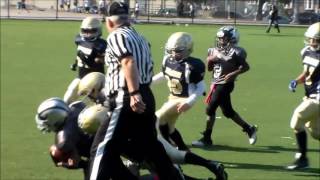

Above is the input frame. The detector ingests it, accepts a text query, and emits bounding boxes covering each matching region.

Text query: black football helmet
[216,26,239,52]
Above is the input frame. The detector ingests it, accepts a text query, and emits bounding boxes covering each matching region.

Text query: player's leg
[63,78,81,104]
[220,83,257,145]
[287,98,318,170]
[192,85,224,147]
[274,20,280,33]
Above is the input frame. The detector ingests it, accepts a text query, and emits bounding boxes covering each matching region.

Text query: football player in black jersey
[35,98,95,180]
[286,22,320,170]
[77,72,228,180]
[192,26,258,147]
[153,32,206,151]
[64,16,107,105]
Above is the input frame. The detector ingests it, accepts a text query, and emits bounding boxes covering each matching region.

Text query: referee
[88,2,183,180]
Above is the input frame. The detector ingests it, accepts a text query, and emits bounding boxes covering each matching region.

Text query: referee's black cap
[107,1,129,16]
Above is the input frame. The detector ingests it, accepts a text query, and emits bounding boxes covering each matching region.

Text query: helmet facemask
[80,17,102,41]
[80,28,101,41]
[165,32,193,62]
[216,26,239,53]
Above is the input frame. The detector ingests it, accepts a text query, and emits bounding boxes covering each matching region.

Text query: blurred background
[1,0,319,25]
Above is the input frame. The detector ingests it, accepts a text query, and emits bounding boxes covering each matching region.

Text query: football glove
[288,80,297,92]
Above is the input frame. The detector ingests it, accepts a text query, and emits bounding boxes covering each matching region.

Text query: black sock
[159,124,170,141]
[170,129,188,150]
[296,131,307,158]
[203,129,212,139]
[184,152,209,167]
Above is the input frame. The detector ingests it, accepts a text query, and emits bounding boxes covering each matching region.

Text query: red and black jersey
[208,46,248,84]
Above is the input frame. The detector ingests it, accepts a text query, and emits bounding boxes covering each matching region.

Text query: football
[49,145,70,163]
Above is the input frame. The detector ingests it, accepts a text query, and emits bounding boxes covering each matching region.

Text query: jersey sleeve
[107,32,133,60]
[189,59,205,84]
[234,47,248,66]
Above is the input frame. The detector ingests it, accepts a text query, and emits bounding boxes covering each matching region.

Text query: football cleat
[286,153,309,170]
[206,161,228,180]
[191,136,213,147]
[247,125,258,145]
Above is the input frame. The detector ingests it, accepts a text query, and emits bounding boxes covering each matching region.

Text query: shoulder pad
[234,46,247,59]
[75,34,82,44]
[188,57,205,73]
[300,46,309,56]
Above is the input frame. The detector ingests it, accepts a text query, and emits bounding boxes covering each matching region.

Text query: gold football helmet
[78,72,105,100]
[304,22,320,51]
[80,17,102,40]
[78,104,109,134]
[165,32,193,61]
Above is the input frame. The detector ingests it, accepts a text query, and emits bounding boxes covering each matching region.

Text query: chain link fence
[1,0,319,25]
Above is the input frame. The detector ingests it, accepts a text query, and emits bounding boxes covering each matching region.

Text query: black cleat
[247,125,258,145]
[286,154,309,170]
[191,136,213,147]
[206,161,228,180]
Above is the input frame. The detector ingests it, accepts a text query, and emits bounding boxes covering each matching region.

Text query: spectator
[177,1,184,17]
[189,2,195,18]
[134,1,139,20]
[266,5,280,33]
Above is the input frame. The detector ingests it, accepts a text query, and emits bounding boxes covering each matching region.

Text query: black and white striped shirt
[104,26,154,96]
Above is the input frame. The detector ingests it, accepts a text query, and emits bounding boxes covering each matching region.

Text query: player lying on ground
[77,72,228,180]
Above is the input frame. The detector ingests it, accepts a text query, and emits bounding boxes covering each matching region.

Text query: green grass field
[1,20,319,180]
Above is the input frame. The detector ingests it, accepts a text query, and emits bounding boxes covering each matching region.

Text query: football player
[35,97,95,180]
[64,16,107,104]
[287,22,320,170]
[78,74,228,180]
[153,32,206,151]
[192,26,258,147]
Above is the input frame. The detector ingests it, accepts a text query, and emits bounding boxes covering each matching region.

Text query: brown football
[49,145,70,162]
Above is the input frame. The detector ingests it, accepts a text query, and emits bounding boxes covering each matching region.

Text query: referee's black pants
[88,85,182,180]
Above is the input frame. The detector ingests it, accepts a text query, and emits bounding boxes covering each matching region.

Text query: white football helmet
[165,32,193,61]
[304,22,320,51]
[78,72,105,100]
[35,97,70,133]
[80,17,102,41]
[216,26,239,51]
[78,104,109,134]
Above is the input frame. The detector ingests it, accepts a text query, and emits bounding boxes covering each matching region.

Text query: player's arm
[180,80,206,111]
[152,72,166,85]
[121,56,146,113]
[207,48,220,71]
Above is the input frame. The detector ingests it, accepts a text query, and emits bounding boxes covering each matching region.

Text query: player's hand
[223,73,235,82]
[288,80,297,92]
[177,103,191,113]
[130,93,146,114]
[57,158,79,169]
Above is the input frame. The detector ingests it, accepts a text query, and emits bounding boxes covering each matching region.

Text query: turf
[1,20,319,180]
